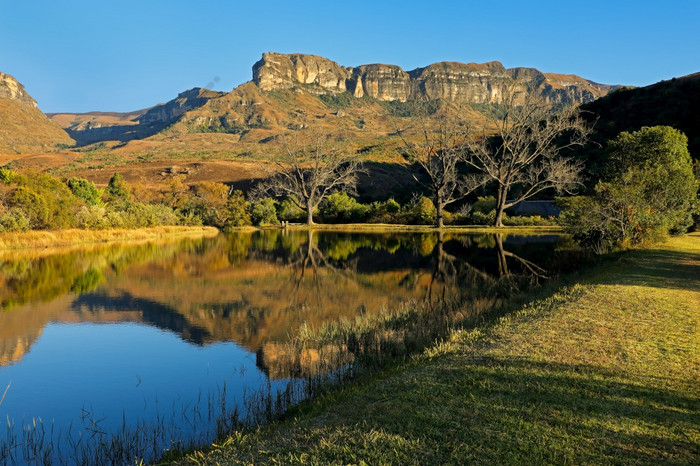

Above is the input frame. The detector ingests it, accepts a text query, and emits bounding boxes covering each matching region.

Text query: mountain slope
[0,72,74,154]
[48,88,225,146]
[582,72,700,162]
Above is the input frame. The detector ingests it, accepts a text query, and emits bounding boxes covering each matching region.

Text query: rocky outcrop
[252,52,617,105]
[0,71,74,153]
[0,72,38,108]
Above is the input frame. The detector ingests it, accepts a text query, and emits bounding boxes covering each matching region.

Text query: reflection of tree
[494,233,548,284]
[424,233,551,306]
[287,230,355,303]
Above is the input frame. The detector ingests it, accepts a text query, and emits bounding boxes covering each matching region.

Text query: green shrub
[222,190,252,229]
[560,126,698,252]
[405,197,437,225]
[367,199,401,224]
[8,186,50,229]
[0,208,30,232]
[67,177,103,206]
[277,197,306,223]
[76,205,110,229]
[251,198,279,225]
[319,192,370,223]
[105,173,132,207]
[472,196,496,214]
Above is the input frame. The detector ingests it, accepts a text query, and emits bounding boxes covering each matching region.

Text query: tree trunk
[495,233,509,277]
[494,186,506,227]
[306,206,314,225]
[436,201,444,228]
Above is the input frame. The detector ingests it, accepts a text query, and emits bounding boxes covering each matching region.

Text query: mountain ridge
[252,52,618,105]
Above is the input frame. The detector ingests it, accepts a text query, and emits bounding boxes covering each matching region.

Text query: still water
[0,230,575,464]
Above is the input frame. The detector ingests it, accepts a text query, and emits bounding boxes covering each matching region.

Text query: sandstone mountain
[50,53,618,150]
[0,72,74,154]
[252,52,616,105]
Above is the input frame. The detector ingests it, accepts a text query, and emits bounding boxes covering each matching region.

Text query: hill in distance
[0,72,74,154]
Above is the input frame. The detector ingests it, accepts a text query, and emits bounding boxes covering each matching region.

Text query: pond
[0,230,578,464]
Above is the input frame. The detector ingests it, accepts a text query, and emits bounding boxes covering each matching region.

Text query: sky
[1,0,698,113]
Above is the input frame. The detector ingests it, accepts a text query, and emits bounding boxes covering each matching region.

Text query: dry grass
[0,226,219,250]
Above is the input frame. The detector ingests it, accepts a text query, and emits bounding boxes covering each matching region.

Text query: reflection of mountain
[0,231,567,368]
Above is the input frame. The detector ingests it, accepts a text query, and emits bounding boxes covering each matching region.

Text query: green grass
[175,233,700,465]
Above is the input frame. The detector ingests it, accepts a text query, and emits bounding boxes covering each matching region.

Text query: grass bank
[0,226,219,250]
[178,233,699,465]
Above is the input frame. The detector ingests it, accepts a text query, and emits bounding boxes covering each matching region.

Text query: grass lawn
[177,234,699,465]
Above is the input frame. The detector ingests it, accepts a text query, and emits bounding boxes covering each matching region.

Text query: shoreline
[176,233,699,464]
[0,226,220,250]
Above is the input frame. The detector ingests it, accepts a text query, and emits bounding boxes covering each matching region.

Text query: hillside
[1,53,621,200]
[0,72,74,154]
[583,72,700,160]
[48,87,225,146]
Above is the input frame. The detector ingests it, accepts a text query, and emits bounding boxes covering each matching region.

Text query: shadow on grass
[593,247,700,292]
[302,355,700,465]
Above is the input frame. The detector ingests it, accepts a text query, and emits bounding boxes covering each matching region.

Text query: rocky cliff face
[252,52,616,105]
[0,72,38,108]
[0,71,74,153]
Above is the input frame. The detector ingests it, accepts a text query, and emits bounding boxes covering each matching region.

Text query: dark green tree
[560,126,698,252]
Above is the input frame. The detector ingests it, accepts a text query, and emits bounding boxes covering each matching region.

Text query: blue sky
[1,0,698,113]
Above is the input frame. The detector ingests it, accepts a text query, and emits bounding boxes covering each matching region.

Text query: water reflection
[0,230,577,464]
[0,230,572,371]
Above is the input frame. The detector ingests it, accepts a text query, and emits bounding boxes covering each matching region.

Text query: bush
[0,208,30,232]
[222,190,252,229]
[8,186,50,229]
[67,177,102,206]
[470,210,497,225]
[76,205,110,229]
[277,197,306,223]
[319,192,370,223]
[472,196,497,214]
[560,126,698,252]
[251,198,279,225]
[405,197,437,225]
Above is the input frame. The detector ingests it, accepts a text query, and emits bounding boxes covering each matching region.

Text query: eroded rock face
[252,52,616,105]
[0,72,38,108]
[253,53,352,94]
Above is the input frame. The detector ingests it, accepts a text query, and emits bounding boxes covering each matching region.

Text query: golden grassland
[177,233,700,465]
[0,226,219,250]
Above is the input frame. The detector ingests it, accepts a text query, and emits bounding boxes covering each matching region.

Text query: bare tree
[398,116,483,228]
[465,84,592,227]
[257,132,364,225]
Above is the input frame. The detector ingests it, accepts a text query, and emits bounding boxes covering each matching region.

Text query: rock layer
[0,72,38,108]
[252,52,616,105]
